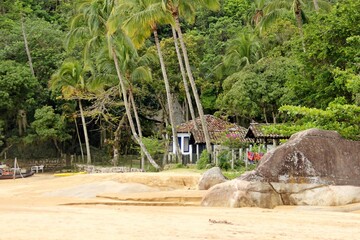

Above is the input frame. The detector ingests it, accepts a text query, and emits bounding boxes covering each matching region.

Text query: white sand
[0,172,359,240]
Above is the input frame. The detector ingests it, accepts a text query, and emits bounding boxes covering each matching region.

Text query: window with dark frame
[183,137,190,152]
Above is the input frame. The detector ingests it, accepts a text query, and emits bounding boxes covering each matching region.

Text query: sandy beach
[1,172,360,240]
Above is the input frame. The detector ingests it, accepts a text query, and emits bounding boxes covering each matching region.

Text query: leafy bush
[197,150,210,170]
[142,137,164,156]
[218,150,231,171]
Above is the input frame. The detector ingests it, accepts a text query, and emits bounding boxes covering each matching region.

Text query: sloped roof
[177,115,248,144]
[245,123,290,139]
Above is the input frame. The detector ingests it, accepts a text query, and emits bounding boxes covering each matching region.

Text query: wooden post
[214,150,217,166]
[190,145,193,164]
[239,148,242,164]
[196,145,199,161]
[13,158,23,180]
[231,149,235,170]
[245,148,248,171]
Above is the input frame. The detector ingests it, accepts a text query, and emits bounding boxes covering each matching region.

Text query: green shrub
[218,150,231,171]
[197,150,210,170]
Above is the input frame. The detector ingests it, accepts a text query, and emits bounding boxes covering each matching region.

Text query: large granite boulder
[201,129,360,208]
[241,128,360,186]
[201,180,360,208]
[198,167,227,190]
[201,180,282,208]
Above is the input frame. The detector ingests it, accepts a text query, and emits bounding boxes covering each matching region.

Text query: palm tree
[171,26,198,130]
[161,0,220,154]
[110,43,160,169]
[50,60,93,164]
[69,0,160,169]
[223,31,263,73]
[261,0,331,52]
[115,0,183,162]
[248,0,267,27]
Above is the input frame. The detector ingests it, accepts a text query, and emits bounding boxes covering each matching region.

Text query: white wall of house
[173,133,192,155]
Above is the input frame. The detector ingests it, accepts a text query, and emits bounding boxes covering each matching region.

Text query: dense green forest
[0,0,359,166]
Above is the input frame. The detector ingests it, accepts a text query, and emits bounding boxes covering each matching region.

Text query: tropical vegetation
[0,0,358,167]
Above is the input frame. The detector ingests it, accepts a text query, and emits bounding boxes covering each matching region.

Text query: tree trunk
[52,139,62,157]
[129,89,145,170]
[78,100,91,164]
[173,14,212,154]
[21,16,35,78]
[74,117,85,162]
[171,26,198,131]
[0,144,13,158]
[112,47,160,170]
[153,29,182,162]
[263,107,268,123]
[313,0,319,12]
[294,1,306,52]
[17,109,27,136]
[113,114,126,166]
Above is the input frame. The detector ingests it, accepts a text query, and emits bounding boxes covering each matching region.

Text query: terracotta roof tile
[245,123,290,139]
[177,115,248,144]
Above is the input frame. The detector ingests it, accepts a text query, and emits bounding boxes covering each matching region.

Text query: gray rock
[201,129,360,208]
[201,180,360,208]
[242,128,360,186]
[198,167,227,190]
[201,180,283,208]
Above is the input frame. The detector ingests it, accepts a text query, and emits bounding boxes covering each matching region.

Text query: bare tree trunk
[295,1,306,52]
[171,26,198,131]
[313,0,319,12]
[153,29,182,162]
[21,16,35,77]
[263,107,268,123]
[129,89,145,170]
[113,114,126,166]
[78,100,91,164]
[52,139,62,157]
[74,117,84,162]
[0,144,13,158]
[112,47,160,170]
[272,111,277,124]
[173,15,212,154]
[17,109,27,136]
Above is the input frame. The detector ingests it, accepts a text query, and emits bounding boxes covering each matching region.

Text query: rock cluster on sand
[198,167,227,190]
[201,129,360,208]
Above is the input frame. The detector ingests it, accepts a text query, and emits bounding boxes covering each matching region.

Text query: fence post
[231,149,234,170]
[245,148,248,171]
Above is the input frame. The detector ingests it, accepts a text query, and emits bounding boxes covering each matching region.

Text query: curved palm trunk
[129,89,145,170]
[112,47,160,170]
[171,26,198,131]
[78,100,91,164]
[173,15,212,154]
[153,29,182,162]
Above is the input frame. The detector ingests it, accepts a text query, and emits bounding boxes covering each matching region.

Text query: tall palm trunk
[21,16,35,78]
[153,29,182,162]
[113,114,126,166]
[129,89,145,170]
[74,118,85,162]
[171,26,198,131]
[294,1,306,52]
[112,47,160,170]
[78,100,91,164]
[173,14,212,154]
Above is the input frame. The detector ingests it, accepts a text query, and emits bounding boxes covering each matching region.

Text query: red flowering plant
[221,132,249,149]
